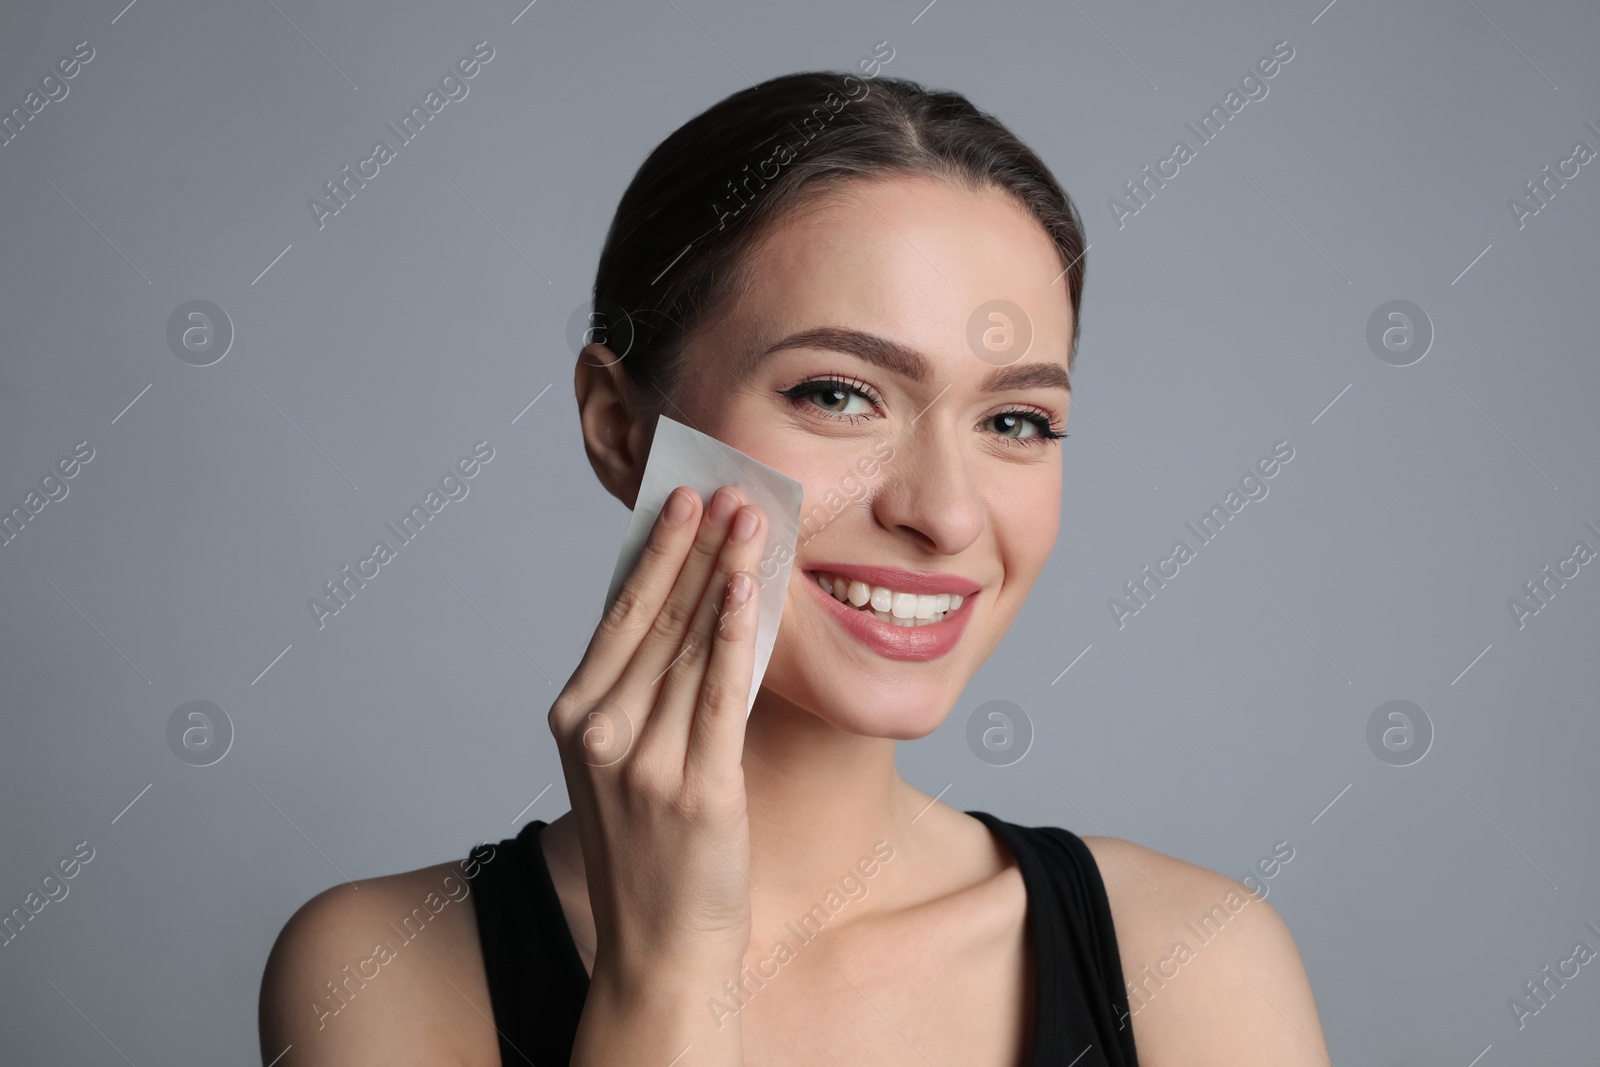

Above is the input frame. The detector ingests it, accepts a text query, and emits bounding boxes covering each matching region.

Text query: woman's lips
[806,562,981,596]
[801,569,977,661]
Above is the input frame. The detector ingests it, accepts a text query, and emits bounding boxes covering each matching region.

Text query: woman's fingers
[642,503,767,773]
[558,486,704,723]
[685,564,763,787]
[606,486,748,713]
[555,485,751,743]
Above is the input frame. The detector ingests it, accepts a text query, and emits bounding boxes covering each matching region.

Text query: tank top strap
[966,810,1141,1066]
[471,815,1138,1066]
[469,819,588,1065]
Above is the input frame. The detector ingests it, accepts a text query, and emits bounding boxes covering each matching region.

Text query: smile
[801,564,980,661]
[811,571,965,626]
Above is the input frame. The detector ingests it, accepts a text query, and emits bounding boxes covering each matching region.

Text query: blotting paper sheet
[603,415,805,717]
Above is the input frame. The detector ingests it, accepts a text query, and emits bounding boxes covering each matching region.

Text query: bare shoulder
[257,854,500,1067]
[1078,835,1329,1066]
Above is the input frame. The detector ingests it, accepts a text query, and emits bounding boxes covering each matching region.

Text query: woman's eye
[809,385,872,415]
[785,380,876,417]
[989,412,1039,439]
[780,379,1063,445]
[988,411,1064,443]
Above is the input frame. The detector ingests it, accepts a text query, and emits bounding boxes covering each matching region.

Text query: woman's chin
[757,672,953,740]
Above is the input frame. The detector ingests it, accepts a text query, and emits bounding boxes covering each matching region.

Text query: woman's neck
[740,687,931,918]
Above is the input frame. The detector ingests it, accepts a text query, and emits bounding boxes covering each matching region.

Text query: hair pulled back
[590,70,1087,409]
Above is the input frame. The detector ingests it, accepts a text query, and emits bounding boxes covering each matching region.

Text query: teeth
[814,572,970,628]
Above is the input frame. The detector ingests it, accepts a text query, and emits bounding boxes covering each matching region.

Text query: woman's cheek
[758,584,816,698]
[996,478,1061,599]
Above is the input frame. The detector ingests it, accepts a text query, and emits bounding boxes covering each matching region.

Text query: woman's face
[666,174,1074,739]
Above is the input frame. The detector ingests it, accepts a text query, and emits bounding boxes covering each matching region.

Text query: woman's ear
[574,345,655,510]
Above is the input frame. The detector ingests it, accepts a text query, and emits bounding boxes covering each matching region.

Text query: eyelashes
[776,375,1067,447]
[777,375,878,419]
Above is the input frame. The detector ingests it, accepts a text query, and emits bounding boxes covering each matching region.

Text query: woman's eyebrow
[751,325,1069,393]
[759,326,930,381]
[982,360,1071,394]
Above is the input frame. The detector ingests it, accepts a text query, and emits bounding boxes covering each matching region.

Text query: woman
[259,70,1328,1066]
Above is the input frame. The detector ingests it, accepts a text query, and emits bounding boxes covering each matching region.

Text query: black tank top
[469,812,1140,1066]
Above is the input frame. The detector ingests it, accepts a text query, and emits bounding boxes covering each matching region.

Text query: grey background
[1,0,1596,1062]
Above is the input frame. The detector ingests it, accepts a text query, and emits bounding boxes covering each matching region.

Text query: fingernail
[663,488,694,527]
[728,571,752,606]
[729,506,759,543]
[708,487,740,525]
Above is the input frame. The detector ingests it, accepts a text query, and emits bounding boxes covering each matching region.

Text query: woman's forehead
[708,178,1074,380]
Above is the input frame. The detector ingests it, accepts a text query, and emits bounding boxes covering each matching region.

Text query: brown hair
[589,69,1087,410]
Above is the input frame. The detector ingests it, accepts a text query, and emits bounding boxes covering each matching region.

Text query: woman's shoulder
[258,852,501,1066]
[1072,833,1330,1065]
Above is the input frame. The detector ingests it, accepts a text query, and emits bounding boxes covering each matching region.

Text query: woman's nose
[868,426,984,556]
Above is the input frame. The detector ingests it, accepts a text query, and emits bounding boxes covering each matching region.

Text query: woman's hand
[548,484,769,991]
